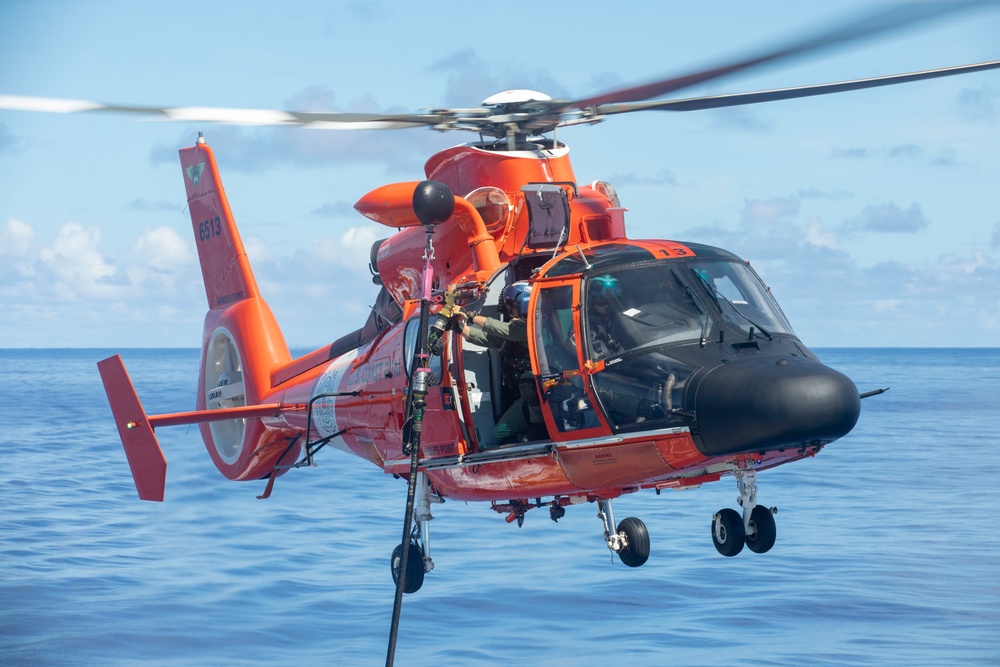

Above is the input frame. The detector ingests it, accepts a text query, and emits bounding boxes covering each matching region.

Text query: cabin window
[534,283,601,433]
[403,317,443,385]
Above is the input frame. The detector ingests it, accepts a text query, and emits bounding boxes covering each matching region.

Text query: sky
[1,0,998,349]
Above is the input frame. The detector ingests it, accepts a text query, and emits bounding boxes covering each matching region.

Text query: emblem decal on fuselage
[312,349,359,438]
[185,162,206,186]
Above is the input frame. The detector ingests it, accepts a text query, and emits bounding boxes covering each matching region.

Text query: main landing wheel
[712,508,745,557]
[391,541,425,594]
[616,517,650,568]
[745,505,777,554]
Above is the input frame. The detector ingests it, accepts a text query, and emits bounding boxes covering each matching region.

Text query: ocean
[1,348,998,666]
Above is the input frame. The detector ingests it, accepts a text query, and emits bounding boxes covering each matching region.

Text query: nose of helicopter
[692,356,861,457]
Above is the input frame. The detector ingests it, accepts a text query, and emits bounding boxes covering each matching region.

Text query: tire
[391,541,425,594]
[616,517,650,567]
[745,505,776,554]
[711,508,745,557]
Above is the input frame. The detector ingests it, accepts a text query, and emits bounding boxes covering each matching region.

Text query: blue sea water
[1,348,998,666]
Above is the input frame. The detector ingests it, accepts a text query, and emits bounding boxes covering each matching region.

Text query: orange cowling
[424,143,577,196]
[355,181,501,298]
[353,181,424,228]
[450,197,500,279]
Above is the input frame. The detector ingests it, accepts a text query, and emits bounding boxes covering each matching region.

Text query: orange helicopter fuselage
[174,140,847,505]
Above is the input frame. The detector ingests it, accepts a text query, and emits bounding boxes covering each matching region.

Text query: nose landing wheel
[711,508,745,556]
[745,504,776,553]
[712,469,777,556]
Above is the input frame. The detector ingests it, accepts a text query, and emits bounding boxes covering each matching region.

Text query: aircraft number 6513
[199,216,222,242]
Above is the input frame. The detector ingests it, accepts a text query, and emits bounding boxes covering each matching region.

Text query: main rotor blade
[0,94,448,130]
[594,60,1000,116]
[568,1,993,110]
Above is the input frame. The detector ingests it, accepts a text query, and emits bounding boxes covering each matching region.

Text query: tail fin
[99,353,291,499]
[98,355,167,501]
[180,136,260,310]
[179,136,293,480]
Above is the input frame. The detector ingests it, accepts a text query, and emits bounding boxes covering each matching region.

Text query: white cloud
[429,49,569,108]
[741,197,799,225]
[1,218,38,283]
[804,216,839,250]
[608,169,677,187]
[873,299,901,313]
[1,217,35,256]
[842,202,929,234]
[148,106,452,174]
[4,191,998,348]
[0,220,205,345]
[124,226,198,298]
[674,192,1000,346]
[129,226,195,271]
[0,123,25,154]
[706,107,773,133]
[958,85,998,125]
[203,225,386,347]
[244,235,277,266]
[38,223,124,299]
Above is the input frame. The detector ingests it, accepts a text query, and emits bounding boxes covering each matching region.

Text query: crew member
[454,282,545,446]
[586,274,625,360]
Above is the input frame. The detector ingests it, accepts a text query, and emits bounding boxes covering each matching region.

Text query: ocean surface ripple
[1,348,998,666]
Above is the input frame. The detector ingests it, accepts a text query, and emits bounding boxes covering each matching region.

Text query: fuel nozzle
[427,312,451,356]
[427,283,480,355]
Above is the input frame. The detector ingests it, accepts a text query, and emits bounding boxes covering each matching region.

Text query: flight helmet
[502,281,532,318]
[589,274,623,307]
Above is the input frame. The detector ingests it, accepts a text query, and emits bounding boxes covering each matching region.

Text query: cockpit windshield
[579,257,794,433]
[581,259,792,361]
[583,262,707,360]
[688,259,794,337]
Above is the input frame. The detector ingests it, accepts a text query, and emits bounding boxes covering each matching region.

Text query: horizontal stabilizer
[148,403,285,428]
[97,355,167,502]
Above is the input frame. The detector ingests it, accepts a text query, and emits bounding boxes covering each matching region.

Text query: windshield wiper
[690,269,773,341]
[670,267,711,347]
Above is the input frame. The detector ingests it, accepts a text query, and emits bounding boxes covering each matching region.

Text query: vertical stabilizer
[180,138,260,309]
[178,136,293,481]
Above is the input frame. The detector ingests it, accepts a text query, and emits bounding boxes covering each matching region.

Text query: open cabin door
[529,278,609,441]
[456,321,497,450]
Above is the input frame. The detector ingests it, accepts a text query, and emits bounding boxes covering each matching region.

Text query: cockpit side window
[580,264,705,432]
[584,264,707,359]
[535,284,578,376]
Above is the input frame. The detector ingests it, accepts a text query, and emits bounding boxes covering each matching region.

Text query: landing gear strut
[711,469,777,556]
[389,472,438,594]
[597,499,650,567]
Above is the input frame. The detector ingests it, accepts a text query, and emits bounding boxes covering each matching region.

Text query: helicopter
[5,1,998,606]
